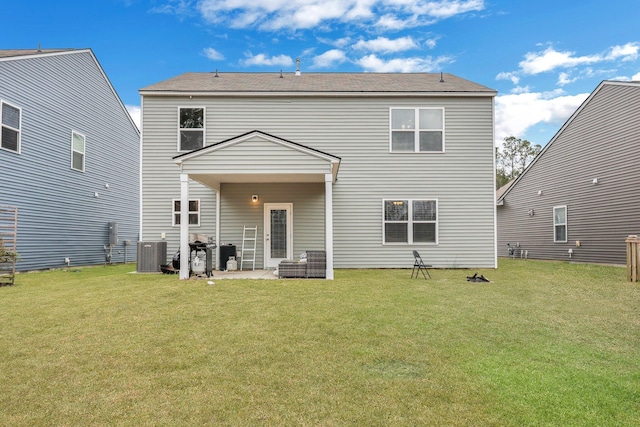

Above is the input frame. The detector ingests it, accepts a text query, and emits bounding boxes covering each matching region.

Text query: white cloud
[197,0,485,31]
[150,0,195,16]
[356,53,453,72]
[203,47,224,61]
[333,37,353,48]
[494,91,589,145]
[353,36,418,53]
[241,53,294,67]
[496,71,519,85]
[519,42,640,75]
[606,42,639,61]
[412,0,484,18]
[557,72,577,86]
[312,49,347,68]
[375,13,419,30]
[424,38,437,49]
[126,105,141,129]
[633,71,640,80]
[519,47,601,75]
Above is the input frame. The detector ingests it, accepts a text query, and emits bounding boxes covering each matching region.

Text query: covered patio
[173,131,340,280]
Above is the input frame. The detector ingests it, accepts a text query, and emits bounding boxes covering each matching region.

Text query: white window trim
[177,106,205,152]
[172,198,201,227]
[389,107,445,153]
[553,205,568,243]
[71,130,86,172]
[1,100,22,154]
[382,198,439,245]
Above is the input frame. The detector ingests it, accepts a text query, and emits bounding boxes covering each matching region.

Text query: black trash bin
[219,244,236,271]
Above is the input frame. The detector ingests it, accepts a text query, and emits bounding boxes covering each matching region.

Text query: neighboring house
[0,48,140,271]
[497,80,640,264]
[139,71,497,279]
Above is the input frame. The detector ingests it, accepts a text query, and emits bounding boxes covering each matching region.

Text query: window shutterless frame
[389,107,445,153]
[177,106,205,152]
[553,205,567,243]
[71,131,86,172]
[1,100,22,154]
[172,199,201,227]
[382,198,438,244]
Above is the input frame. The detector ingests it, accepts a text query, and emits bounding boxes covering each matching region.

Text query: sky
[3,0,639,147]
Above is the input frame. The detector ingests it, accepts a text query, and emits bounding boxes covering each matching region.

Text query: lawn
[1,259,639,426]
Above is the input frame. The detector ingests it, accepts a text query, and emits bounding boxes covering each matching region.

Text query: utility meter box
[108,222,118,245]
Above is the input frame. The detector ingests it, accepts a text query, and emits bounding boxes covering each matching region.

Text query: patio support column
[215,189,221,270]
[179,173,190,280]
[325,173,334,280]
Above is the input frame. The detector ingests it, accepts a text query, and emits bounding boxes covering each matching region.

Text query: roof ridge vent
[295,58,301,76]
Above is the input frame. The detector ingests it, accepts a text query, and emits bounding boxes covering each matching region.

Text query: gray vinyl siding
[141,94,495,268]
[218,183,325,269]
[182,134,332,175]
[497,82,640,264]
[0,51,140,271]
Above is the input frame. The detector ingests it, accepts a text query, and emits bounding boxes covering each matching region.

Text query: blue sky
[4,0,639,146]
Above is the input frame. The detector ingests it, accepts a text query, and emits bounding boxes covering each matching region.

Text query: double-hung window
[178,107,204,151]
[383,199,438,244]
[553,205,567,243]
[71,131,86,172]
[390,108,444,152]
[173,199,200,226]
[1,101,21,153]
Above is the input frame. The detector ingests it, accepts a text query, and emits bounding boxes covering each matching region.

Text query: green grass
[1,260,639,426]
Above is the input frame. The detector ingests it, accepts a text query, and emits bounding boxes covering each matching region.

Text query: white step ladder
[241,226,258,271]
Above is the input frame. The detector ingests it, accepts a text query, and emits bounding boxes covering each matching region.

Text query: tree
[496,136,541,188]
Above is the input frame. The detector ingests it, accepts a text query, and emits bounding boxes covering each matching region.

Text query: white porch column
[215,189,221,270]
[325,173,334,280]
[179,173,190,279]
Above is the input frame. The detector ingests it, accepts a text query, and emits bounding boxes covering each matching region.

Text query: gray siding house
[139,71,497,279]
[497,81,640,264]
[0,49,140,271]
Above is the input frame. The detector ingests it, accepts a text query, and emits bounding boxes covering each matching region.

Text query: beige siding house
[139,72,497,279]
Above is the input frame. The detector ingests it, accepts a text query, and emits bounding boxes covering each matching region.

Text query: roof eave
[140,90,497,97]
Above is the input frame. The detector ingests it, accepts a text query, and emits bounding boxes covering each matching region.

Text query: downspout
[138,95,144,241]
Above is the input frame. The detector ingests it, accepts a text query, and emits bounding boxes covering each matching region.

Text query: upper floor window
[71,131,86,172]
[390,108,444,153]
[179,107,204,151]
[173,199,200,226]
[553,205,567,243]
[1,101,21,153]
[383,199,438,244]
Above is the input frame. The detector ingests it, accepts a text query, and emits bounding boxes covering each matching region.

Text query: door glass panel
[270,209,287,258]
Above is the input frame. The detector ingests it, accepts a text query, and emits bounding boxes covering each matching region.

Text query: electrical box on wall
[108,222,118,245]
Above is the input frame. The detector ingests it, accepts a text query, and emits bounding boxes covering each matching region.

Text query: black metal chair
[411,250,432,279]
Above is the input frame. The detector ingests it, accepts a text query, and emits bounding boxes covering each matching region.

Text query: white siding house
[139,71,497,278]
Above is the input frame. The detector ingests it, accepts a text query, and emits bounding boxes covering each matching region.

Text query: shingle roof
[0,49,77,59]
[140,72,496,95]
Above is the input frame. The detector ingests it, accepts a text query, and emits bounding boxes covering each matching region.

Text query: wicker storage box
[278,261,307,278]
[306,250,326,278]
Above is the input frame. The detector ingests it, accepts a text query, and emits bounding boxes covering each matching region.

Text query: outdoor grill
[171,241,216,277]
